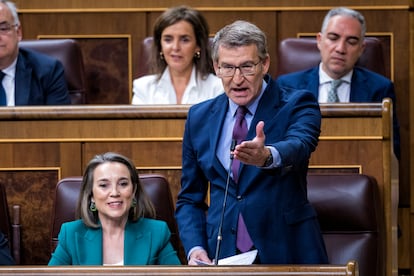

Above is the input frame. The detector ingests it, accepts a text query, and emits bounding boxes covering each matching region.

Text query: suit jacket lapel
[124,221,150,265]
[239,76,279,178]
[306,67,320,99]
[210,94,231,178]
[350,69,370,101]
[251,76,280,136]
[74,221,152,265]
[14,53,32,106]
[77,227,102,265]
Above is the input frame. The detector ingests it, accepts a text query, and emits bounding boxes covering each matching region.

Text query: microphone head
[230,139,237,159]
[231,139,237,151]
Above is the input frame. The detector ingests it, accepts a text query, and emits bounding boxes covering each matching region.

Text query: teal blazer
[48,218,181,265]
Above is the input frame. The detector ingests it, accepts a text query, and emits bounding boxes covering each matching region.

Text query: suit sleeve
[48,223,72,265]
[155,222,182,265]
[271,90,321,171]
[175,107,210,257]
[0,231,14,265]
[131,76,150,104]
[44,60,71,105]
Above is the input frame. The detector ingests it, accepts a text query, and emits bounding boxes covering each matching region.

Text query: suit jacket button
[236,195,242,201]
[231,228,236,234]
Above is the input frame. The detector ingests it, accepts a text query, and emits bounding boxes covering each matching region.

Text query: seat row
[19,36,387,105]
[1,173,384,276]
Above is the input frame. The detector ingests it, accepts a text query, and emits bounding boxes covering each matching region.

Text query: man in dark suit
[0,231,14,265]
[276,7,400,159]
[175,20,328,265]
[0,0,70,106]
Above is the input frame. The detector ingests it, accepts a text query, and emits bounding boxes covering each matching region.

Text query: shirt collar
[2,57,17,78]
[159,65,197,86]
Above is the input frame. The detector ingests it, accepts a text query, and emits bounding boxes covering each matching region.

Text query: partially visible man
[0,0,70,106]
[276,7,400,159]
[0,231,14,265]
[175,20,328,265]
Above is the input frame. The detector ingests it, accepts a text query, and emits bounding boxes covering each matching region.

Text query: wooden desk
[0,104,187,264]
[0,101,397,276]
[0,261,358,276]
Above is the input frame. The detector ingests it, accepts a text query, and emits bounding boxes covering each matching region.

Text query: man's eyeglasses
[218,61,261,77]
[0,23,18,35]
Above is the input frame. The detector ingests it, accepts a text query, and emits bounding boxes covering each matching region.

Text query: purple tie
[232,106,248,183]
[327,79,343,103]
[237,213,253,252]
[232,106,254,252]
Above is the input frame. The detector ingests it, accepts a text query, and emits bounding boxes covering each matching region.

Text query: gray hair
[1,0,20,25]
[321,7,366,38]
[211,20,268,63]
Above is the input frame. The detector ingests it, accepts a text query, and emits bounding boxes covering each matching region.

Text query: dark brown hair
[76,152,156,228]
[151,5,214,80]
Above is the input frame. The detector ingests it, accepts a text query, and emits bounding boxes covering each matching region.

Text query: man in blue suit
[175,20,328,265]
[276,7,400,159]
[0,0,70,106]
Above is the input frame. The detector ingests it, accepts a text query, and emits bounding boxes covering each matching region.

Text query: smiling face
[91,162,135,225]
[317,15,365,79]
[214,44,269,106]
[160,20,200,75]
[0,2,21,69]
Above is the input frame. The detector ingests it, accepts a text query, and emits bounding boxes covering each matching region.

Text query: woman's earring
[194,51,201,59]
[160,52,164,60]
[89,201,97,212]
[131,198,137,208]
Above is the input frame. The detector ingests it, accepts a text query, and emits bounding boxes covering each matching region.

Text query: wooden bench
[0,100,396,276]
[0,261,358,276]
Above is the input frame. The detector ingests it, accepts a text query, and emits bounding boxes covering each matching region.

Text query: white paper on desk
[217,249,258,265]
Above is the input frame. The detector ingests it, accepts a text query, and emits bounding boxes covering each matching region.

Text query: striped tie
[327,79,343,103]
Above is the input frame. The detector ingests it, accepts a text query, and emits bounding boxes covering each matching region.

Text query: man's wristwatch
[263,151,273,167]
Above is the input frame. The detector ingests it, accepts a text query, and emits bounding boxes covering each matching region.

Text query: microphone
[214,139,237,265]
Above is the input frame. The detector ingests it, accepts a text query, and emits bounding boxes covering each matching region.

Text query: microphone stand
[214,139,237,265]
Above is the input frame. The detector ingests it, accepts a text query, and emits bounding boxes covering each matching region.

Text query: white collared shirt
[131,66,223,105]
[318,63,352,103]
[2,58,17,106]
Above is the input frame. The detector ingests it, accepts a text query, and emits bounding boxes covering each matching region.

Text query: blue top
[48,218,181,265]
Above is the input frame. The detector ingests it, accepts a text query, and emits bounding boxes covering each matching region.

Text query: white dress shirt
[2,58,17,106]
[318,63,352,103]
[131,66,223,105]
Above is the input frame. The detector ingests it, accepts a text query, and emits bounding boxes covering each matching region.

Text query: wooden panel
[0,105,187,265]
[0,169,59,264]
[0,261,358,276]
[314,101,398,276]
[19,12,146,104]
[11,0,411,9]
[399,208,411,268]
[0,102,397,276]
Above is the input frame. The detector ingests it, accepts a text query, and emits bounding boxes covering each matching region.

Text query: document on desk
[217,249,258,265]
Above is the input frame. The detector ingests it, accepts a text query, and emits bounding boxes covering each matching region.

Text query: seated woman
[48,152,181,265]
[131,5,223,104]
[0,231,14,265]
